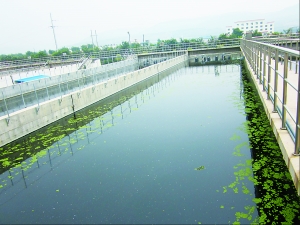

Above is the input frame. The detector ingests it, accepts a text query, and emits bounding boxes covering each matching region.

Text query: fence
[0,38,240,76]
[0,57,138,118]
[0,51,187,119]
[251,36,300,51]
[240,39,300,155]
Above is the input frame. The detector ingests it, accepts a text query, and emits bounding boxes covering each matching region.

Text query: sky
[0,0,299,54]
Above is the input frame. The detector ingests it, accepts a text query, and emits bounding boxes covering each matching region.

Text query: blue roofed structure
[14,75,50,83]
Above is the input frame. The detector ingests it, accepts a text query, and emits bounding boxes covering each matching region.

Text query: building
[226,19,275,35]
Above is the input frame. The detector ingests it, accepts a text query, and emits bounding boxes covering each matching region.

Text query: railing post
[273,49,279,113]
[296,56,298,74]
[263,46,267,90]
[2,91,10,124]
[281,52,288,130]
[33,83,40,112]
[259,45,263,84]
[254,44,258,77]
[18,84,26,108]
[294,64,300,155]
[267,47,271,99]
[251,42,255,70]
[289,53,292,70]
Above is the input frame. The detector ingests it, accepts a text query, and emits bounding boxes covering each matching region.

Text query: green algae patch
[194,166,205,171]
[219,60,300,224]
[237,60,300,223]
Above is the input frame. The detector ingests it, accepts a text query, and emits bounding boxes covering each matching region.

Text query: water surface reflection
[0,65,258,224]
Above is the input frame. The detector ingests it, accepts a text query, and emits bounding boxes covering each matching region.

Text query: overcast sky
[0,0,298,54]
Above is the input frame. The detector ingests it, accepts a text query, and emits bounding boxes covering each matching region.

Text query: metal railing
[0,57,139,118]
[0,51,187,119]
[252,37,300,51]
[0,38,240,75]
[241,39,300,155]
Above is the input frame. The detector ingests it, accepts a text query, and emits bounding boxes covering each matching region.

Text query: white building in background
[226,19,275,35]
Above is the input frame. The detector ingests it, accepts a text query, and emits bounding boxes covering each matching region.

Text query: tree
[272,31,281,35]
[52,47,71,56]
[81,44,94,53]
[71,46,81,53]
[117,41,130,49]
[162,38,177,45]
[283,28,293,35]
[102,45,114,51]
[218,33,229,40]
[208,36,217,45]
[115,54,122,62]
[26,51,34,57]
[131,42,141,48]
[32,50,48,58]
[231,28,243,38]
[252,30,262,37]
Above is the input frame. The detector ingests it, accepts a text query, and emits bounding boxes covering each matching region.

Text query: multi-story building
[226,19,275,35]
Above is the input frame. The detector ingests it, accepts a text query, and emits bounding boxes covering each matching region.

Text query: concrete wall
[0,55,187,147]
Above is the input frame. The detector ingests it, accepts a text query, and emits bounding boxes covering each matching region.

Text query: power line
[50,13,58,51]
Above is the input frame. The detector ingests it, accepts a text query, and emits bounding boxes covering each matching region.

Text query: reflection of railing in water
[0,63,185,204]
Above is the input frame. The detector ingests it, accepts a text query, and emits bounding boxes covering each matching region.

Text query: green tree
[102,45,114,51]
[115,54,122,62]
[252,30,262,37]
[25,51,34,57]
[131,42,141,48]
[162,38,177,45]
[71,46,81,53]
[283,28,293,36]
[218,33,229,40]
[208,36,217,45]
[81,44,94,53]
[117,41,130,49]
[32,50,48,58]
[272,31,281,35]
[231,28,243,38]
[52,47,71,56]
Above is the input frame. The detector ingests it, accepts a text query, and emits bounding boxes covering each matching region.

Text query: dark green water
[1,65,258,224]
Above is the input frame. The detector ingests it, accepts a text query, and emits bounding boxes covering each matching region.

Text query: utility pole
[127,32,130,49]
[50,13,58,51]
[91,30,95,50]
[94,30,99,48]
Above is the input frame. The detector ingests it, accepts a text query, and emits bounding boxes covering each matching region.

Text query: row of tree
[0,28,298,62]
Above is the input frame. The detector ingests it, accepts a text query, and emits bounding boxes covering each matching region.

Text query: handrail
[240,39,300,155]
[245,40,299,56]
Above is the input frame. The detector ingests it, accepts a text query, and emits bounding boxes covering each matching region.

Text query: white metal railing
[241,39,300,155]
[252,37,300,51]
[0,39,241,75]
[0,52,188,120]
